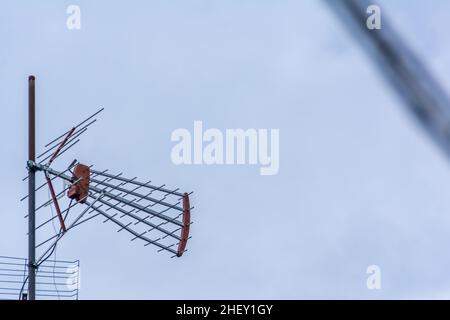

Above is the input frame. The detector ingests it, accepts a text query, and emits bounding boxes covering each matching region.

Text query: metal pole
[325,0,450,158]
[28,75,36,300]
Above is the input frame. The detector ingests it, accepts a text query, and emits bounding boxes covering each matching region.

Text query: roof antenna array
[22,76,193,300]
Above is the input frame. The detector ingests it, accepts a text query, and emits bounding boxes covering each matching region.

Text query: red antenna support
[43,126,77,232]
[177,193,191,257]
[67,164,90,203]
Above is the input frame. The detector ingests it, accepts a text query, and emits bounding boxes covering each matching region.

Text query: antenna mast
[27,75,36,300]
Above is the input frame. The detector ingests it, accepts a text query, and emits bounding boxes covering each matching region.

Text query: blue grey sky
[1,0,450,299]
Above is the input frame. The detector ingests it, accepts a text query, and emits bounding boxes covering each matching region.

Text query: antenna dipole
[27,75,36,300]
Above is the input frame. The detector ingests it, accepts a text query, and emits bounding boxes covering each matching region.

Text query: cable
[18,275,28,300]
[51,245,60,300]
[64,199,74,223]
[18,188,63,300]
[48,187,61,300]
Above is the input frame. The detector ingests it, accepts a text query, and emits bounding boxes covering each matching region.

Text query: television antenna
[22,76,193,300]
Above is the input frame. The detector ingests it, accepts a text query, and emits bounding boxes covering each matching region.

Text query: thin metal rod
[87,194,181,240]
[89,184,183,227]
[131,185,177,207]
[86,201,178,255]
[42,119,94,153]
[34,181,73,213]
[27,166,98,217]
[35,201,100,248]
[70,207,102,229]
[35,234,58,249]
[43,108,104,148]
[74,107,104,130]
[45,173,67,232]
[326,0,450,157]
[90,177,183,211]
[104,178,145,211]
[35,183,103,231]
[90,170,184,197]
[29,169,103,221]
[27,75,36,300]
[36,198,81,230]
[0,267,75,275]
[33,164,185,229]
[48,127,76,165]
[36,193,104,265]
[117,180,155,207]
[37,127,86,160]
[39,139,80,165]
[20,161,79,202]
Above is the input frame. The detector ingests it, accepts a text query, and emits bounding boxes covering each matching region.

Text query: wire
[64,199,74,223]
[48,187,61,300]
[18,187,64,300]
[51,245,60,300]
[37,242,58,269]
[18,160,82,300]
[18,275,28,300]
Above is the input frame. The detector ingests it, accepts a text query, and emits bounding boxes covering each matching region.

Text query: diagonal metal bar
[85,201,178,255]
[54,204,105,232]
[29,174,85,217]
[34,186,70,214]
[44,172,66,232]
[35,195,86,231]
[20,161,80,202]
[39,139,80,165]
[33,169,122,223]
[102,177,139,211]
[326,0,450,158]
[36,193,104,262]
[32,164,185,227]
[90,170,184,197]
[88,185,183,227]
[104,178,146,209]
[22,108,100,181]
[121,183,171,208]
[43,108,104,148]
[48,127,76,165]
[37,127,87,160]
[90,177,183,211]
[87,194,181,240]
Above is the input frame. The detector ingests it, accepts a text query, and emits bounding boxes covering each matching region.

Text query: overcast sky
[1,0,450,299]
